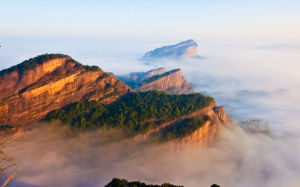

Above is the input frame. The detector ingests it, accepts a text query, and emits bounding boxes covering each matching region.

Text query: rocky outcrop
[178,103,231,145]
[138,101,231,146]
[0,126,24,137]
[135,69,194,94]
[118,68,166,87]
[213,106,232,123]
[0,54,131,126]
[118,68,194,94]
[142,39,200,61]
[140,68,166,81]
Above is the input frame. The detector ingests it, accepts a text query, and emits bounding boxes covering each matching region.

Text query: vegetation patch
[105,178,183,187]
[0,54,101,79]
[0,125,13,131]
[0,54,70,78]
[46,91,213,137]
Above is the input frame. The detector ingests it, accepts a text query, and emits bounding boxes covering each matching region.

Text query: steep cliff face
[117,68,166,88]
[142,39,200,61]
[213,106,232,123]
[144,101,232,146]
[0,54,131,126]
[177,103,231,145]
[140,68,166,81]
[135,69,194,94]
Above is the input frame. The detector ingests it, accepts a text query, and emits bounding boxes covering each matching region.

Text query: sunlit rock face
[177,103,230,146]
[118,68,194,94]
[142,39,200,61]
[141,68,166,81]
[135,69,194,94]
[118,68,167,84]
[137,101,232,146]
[213,106,232,123]
[0,54,131,126]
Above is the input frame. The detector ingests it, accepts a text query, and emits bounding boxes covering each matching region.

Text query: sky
[1,0,300,42]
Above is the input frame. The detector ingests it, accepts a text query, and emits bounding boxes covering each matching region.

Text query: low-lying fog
[6,123,300,187]
[2,38,300,186]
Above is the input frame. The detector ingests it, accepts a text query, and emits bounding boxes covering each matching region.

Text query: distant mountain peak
[118,68,194,94]
[142,39,201,61]
[176,39,198,47]
[135,68,194,94]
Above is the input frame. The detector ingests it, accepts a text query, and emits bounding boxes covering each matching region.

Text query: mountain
[0,54,231,145]
[135,69,194,94]
[0,54,131,126]
[47,91,231,145]
[118,68,167,88]
[141,68,167,81]
[118,68,194,94]
[142,39,201,61]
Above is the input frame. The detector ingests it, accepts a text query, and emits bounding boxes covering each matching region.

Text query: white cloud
[257,43,300,50]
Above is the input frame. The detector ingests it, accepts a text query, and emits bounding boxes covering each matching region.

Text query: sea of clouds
[1,37,300,186]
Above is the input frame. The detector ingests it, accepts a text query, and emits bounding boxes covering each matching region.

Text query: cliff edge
[0,54,131,126]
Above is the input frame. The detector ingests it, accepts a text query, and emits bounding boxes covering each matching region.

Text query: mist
[2,38,300,186]
[5,122,300,187]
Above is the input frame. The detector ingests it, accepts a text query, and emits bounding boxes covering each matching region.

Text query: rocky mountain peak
[142,39,200,61]
[135,68,194,94]
[141,68,166,81]
[0,54,131,126]
[118,68,194,94]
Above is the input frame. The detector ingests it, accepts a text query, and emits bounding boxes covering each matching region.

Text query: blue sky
[1,0,300,42]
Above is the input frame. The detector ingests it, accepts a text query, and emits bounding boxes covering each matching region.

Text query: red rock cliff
[135,101,232,146]
[135,69,194,94]
[0,54,131,126]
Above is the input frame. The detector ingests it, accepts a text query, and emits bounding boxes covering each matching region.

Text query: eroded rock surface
[0,54,131,126]
[135,69,194,94]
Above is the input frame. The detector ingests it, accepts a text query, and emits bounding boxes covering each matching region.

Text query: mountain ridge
[0,54,231,145]
[46,91,231,145]
[119,68,194,94]
[142,39,201,61]
[0,54,131,126]
[135,69,194,94]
